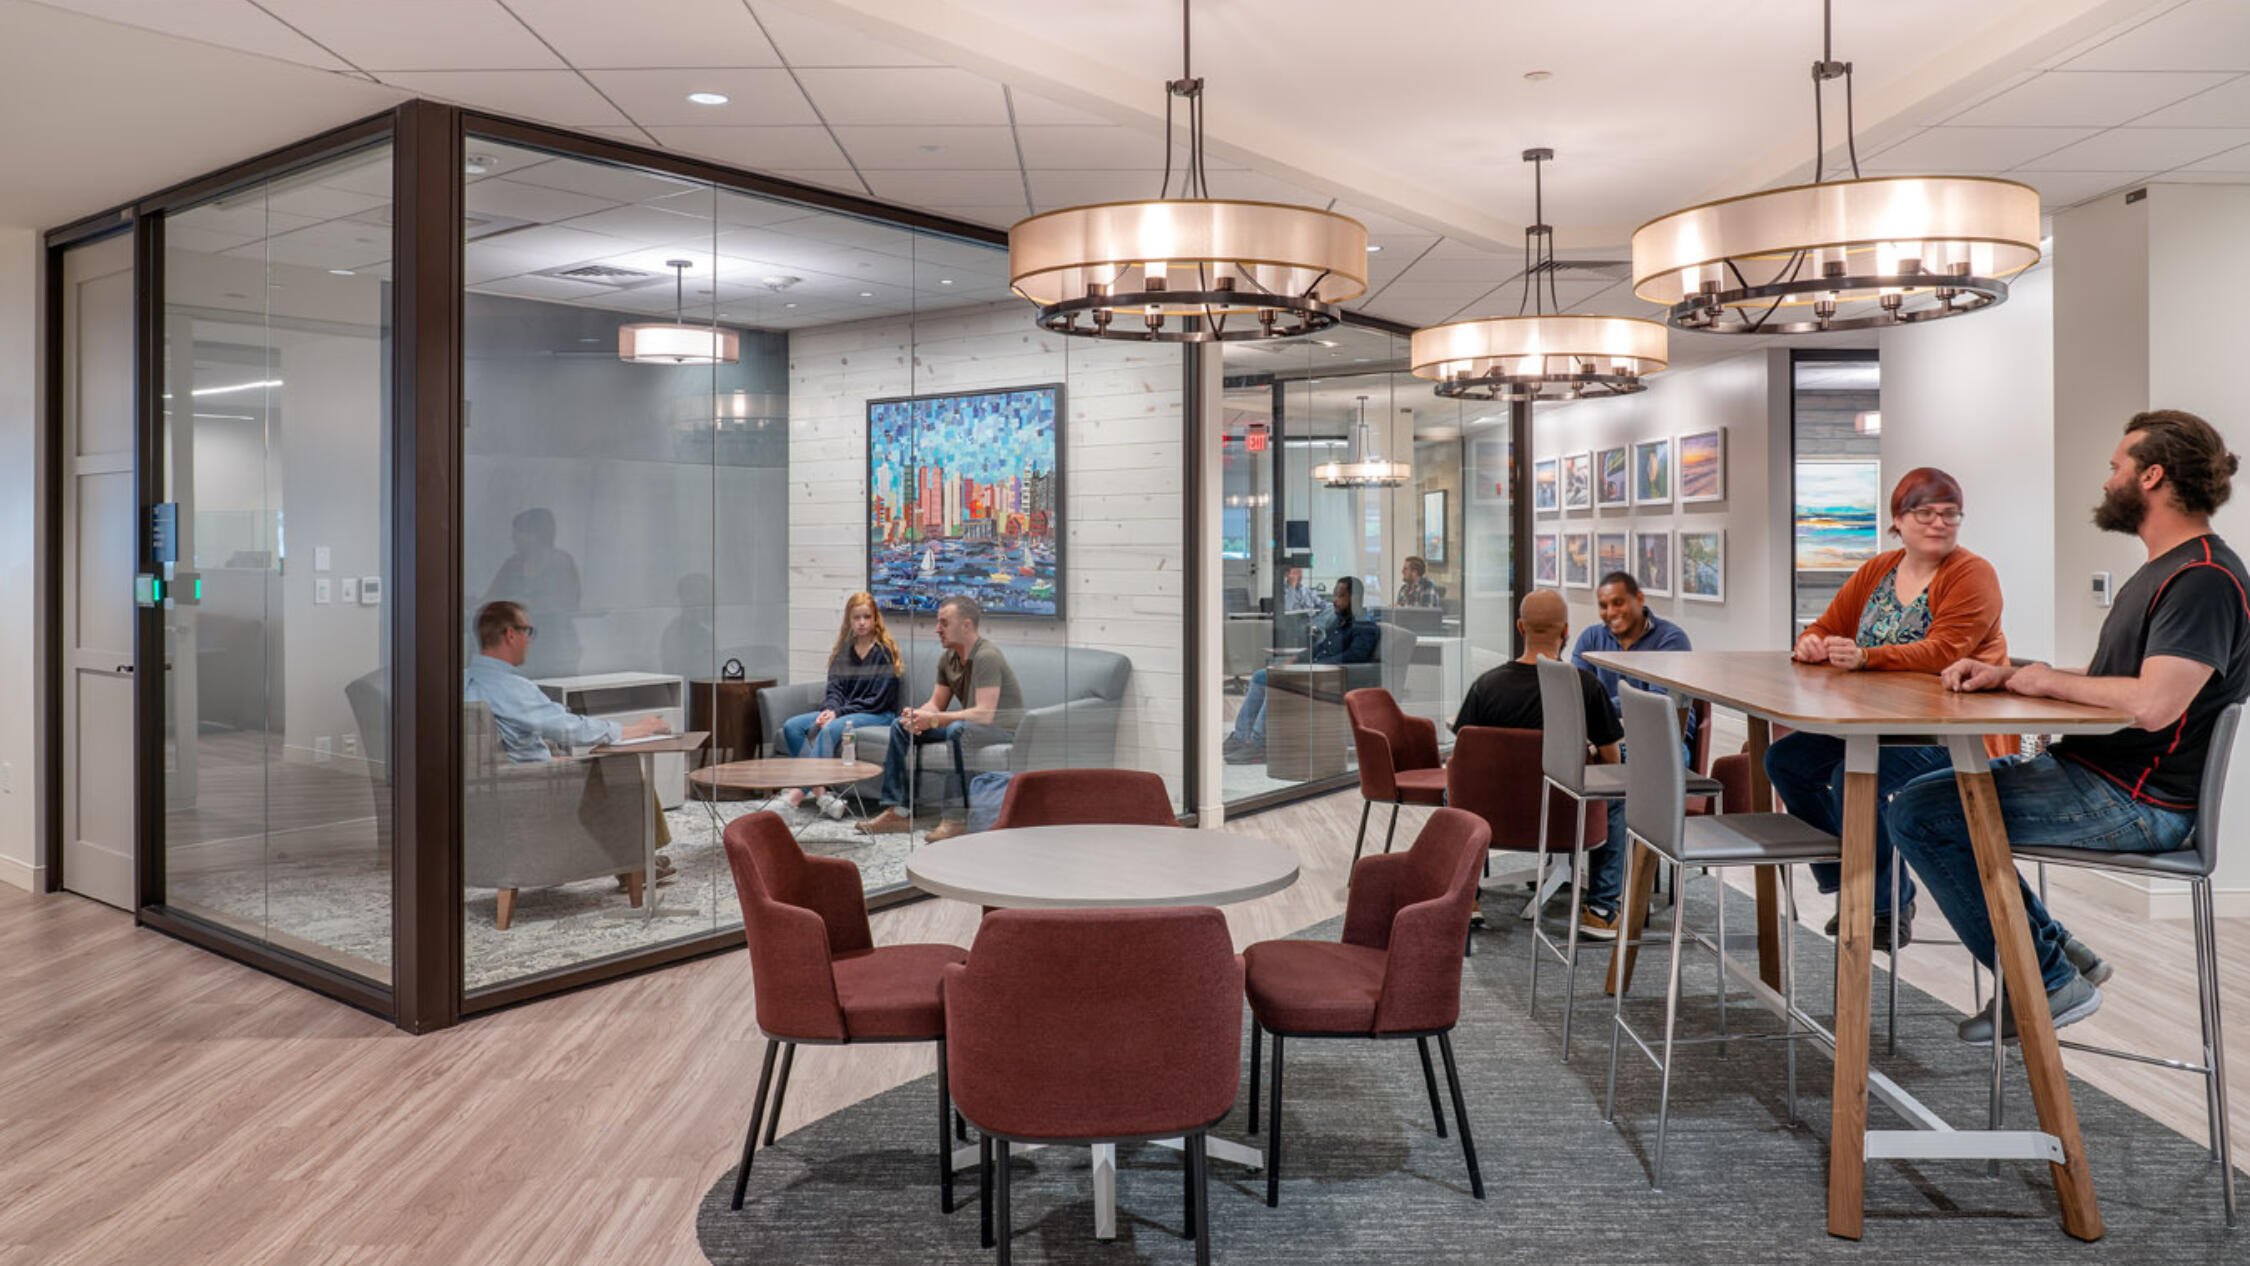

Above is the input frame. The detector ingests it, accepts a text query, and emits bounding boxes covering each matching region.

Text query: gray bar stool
[1983,700,2239,1227]
[1602,684,1840,1191]
[1531,658,1721,1060]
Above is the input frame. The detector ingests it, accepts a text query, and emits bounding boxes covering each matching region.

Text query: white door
[61,233,139,910]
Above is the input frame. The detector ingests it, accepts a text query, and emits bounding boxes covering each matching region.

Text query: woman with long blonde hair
[781,591,904,818]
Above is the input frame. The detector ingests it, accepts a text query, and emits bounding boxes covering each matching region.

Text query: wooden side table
[1264,663,1347,781]
[688,677,776,799]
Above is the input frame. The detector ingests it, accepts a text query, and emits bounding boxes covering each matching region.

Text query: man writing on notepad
[465,600,669,760]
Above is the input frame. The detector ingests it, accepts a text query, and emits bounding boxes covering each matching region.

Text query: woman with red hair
[1765,467,2009,947]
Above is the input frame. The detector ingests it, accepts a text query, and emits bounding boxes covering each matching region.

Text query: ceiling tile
[506,158,708,204]
[2018,172,2151,207]
[747,2,938,67]
[465,177,617,224]
[1006,89,1119,127]
[461,146,561,181]
[1949,70,2236,127]
[830,126,1021,170]
[1328,203,1438,238]
[1398,252,1527,285]
[1026,169,1164,209]
[795,68,1009,126]
[1012,125,1232,171]
[647,125,854,171]
[2059,1,2250,73]
[226,219,392,270]
[1368,280,1503,303]
[905,205,1026,228]
[2159,167,2250,181]
[502,0,782,69]
[377,70,628,126]
[465,273,618,302]
[259,0,564,71]
[584,68,816,127]
[759,169,874,196]
[2178,141,2250,173]
[1863,126,2102,173]
[2132,73,2250,127]
[863,169,1028,207]
[554,202,717,245]
[2016,127,2250,172]
[42,0,354,70]
[263,182,392,220]
[473,223,643,269]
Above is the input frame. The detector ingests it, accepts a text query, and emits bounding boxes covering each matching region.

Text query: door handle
[115,664,134,675]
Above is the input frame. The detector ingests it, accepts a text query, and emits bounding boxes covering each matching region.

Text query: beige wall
[0,227,38,891]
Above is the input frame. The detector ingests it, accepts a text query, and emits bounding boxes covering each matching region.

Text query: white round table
[907,823,1299,1241]
[905,824,1299,909]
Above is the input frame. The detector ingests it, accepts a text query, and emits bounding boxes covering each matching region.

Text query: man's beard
[2092,482,2148,534]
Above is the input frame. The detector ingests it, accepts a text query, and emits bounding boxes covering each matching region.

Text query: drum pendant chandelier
[1007,0,1368,342]
[1632,0,2040,335]
[618,259,740,365]
[1313,395,1410,489]
[1411,149,1667,403]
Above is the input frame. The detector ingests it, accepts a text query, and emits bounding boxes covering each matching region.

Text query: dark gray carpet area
[698,883,2241,1263]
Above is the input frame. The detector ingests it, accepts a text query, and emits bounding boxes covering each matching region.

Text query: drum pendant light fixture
[1631,0,2039,335]
[1007,0,1368,342]
[619,259,740,365]
[1411,149,1667,402]
[1313,395,1410,489]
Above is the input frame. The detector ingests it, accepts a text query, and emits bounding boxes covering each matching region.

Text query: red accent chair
[1241,806,1492,1206]
[945,907,1244,1265]
[1345,688,1448,868]
[991,767,1179,830]
[722,812,970,1213]
[1443,726,1609,855]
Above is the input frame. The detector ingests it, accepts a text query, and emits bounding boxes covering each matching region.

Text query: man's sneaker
[1821,899,1916,950]
[1957,973,2102,1046]
[2062,935,2113,986]
[818,792,850,820]
[857,807,913,835]
[1577,906,1621,941]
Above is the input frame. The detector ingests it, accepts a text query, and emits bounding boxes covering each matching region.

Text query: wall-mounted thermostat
[340,577,358,603]
[359,576,383,606]
[2092,571,2113,608]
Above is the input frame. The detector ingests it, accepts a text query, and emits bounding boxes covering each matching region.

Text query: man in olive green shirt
[858,594,1022,840]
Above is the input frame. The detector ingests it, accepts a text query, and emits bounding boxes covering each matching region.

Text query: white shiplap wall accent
[787,301,1186,798]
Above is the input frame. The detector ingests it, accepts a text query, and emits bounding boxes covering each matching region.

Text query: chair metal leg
[1560,801,1589,1060]
[1265,1033,1286,1208]
[1417,1036,1447,1137]
[1603,839,1641,1126]
[994,1139,1012,1265]
[936,1038,956,1214]
[979,1135,995,1248]
[1248,1022,1262,1134]
[2196,885,2222,1162]
[763,1041,797,1146]
[2195,879,2236,1226]
[1382,802,1401,854]
[1782,866,1801,1127]
[1986,948,2007,1178]
[1528,785,1555,1002]
[1653,858,1690,1193]
[730,1038,781,1210]
[1428,1031,1483,1200]
[1884,855,1902,1057]
[1182,1124,1196,1240]
[1713,871,1729,1057]
[1191,1132,1214,1266]
[1350,800,1371,873]
[956,1109,968,1143]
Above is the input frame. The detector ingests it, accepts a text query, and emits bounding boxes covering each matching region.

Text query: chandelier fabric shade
[1313,399,1410,489]
[1631,175,2041,334]
[1411,313,1667,403]
[618,322,741,366]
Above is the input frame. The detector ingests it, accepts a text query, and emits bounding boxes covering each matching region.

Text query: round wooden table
[687,756,880,795]
[907,822,1298,1242]
[906,824,1299,909]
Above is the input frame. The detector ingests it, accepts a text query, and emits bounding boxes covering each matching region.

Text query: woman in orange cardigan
[1767,467,2008,948]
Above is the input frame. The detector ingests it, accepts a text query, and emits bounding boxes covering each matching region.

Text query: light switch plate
[340,577,358,603]
[313,578,331,604]
[314,546,331,572]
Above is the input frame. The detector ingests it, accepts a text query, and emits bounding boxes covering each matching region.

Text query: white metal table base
[947,1135,1264,1240]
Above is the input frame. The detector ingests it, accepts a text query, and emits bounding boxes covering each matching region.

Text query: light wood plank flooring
[0,787,2241,1265]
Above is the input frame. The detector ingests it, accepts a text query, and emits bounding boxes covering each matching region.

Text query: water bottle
[840,721,856,765]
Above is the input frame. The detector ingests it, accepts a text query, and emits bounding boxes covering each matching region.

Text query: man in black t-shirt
[1454,590,1630,935]
[1890,410,2249,1044]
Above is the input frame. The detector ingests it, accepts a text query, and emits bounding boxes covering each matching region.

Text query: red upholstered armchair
[1346,687,1447,868]
[1443,726,1608,854]
[1241,807,1491,1207]
[991,767,1178,829]
[721,812,970,1214]
[946,906,1243,1265]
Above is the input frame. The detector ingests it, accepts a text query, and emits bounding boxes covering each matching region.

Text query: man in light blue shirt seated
[465,600,668,761]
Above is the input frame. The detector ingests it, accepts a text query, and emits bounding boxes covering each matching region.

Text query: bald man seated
[1451,589,1629,937]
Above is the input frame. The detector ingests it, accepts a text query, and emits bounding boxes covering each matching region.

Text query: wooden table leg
[1942,736,2104,1241]
[1827,733,1878,1239]
[1746,717,1782,991]
[1604,825,1658,997]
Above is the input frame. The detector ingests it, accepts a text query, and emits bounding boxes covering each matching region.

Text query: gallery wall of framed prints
[1530,426,1726,603]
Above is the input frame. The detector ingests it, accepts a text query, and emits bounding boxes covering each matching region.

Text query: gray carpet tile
[699,878,2241,1263]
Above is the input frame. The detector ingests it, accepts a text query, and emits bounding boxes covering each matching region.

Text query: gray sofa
[757,641,1133,799]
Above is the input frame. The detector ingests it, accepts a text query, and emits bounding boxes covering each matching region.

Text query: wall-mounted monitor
[866,384,1064,619]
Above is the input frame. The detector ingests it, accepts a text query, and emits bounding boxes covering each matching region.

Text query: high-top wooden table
[1584,651,2129,1242]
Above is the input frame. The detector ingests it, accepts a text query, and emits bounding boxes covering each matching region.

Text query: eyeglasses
[1905,507,1964,525]
[513,624,537,638]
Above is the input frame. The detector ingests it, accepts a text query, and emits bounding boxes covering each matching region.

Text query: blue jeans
[877,718,1009,815]
[1587,738,1695,916]
[1231,669,1271,743]
[1887,752,2195,993]
[781,709,898,763]
[1764,732,1949,914]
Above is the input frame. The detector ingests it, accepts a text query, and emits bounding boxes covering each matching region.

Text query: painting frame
[1596,530,1629,583]
[1795,458,1883,573]
[1421,489,1448,564]
[1533,456,1560,513]
[1596,444,1631,508]
[1533,532,1559,588]
[1632,436,1673,507]
[1561,451,1593,512]
[1562,530,1593,589]
[1677,427,1726,503]
[1679,528,1725,602]
[865,382,1065,619]
[1634,528,1674,598]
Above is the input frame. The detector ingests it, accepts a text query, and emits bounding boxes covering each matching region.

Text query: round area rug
[698,889,2242,1264]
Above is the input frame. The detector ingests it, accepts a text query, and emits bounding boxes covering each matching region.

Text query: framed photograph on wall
[1634,528,1674,597]
[1421,489,1448,563]
[1533,532,1559,588]
[1562,531,1593,589]
[1596,445,1630,508]
[867,384,1063,618]
[1679,529,1725,602]
[1533,456,1559,513]
[1677,427,1726,503]
[1561,451,1593,511]
[1632,436,1673,506]
[1596,530,1628,581]
[1795,459,1882,571]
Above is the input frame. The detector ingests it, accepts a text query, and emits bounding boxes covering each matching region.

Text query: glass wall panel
[1791,355,1883,632]
[160,143,396,984]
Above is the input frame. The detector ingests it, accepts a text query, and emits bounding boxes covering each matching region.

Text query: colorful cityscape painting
[1794,459,1881,572]
[868,385,1062,617]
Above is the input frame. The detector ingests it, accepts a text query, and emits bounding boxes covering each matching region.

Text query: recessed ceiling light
[329,269,355,276]
[463,154,495,175]
[1523,70,1553,82]
[579,337,600,344]
[939,278,954,285]
[859,291,873,297]
[1366,244,1383,253]
[784,302,798,308]
[760,274,800,289]
[918,144,944,155]
[687,91,729,106]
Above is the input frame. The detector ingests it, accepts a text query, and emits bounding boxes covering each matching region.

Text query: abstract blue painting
[868,385,1063,618]
[1794,459,1881,572]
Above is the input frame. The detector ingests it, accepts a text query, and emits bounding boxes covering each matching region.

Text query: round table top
[688,757,881,791]
[906,825,1300,909]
